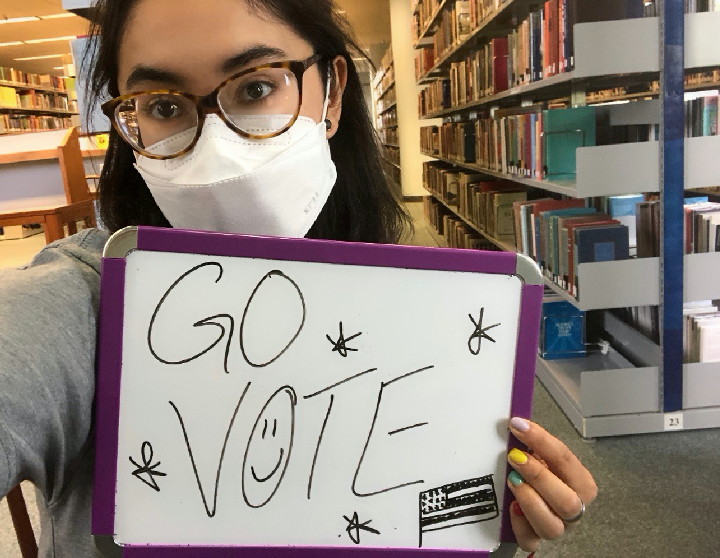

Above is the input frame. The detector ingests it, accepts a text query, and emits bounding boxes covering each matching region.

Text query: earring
[325,119,332,130]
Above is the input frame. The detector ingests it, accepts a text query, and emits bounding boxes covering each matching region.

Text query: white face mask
[134,95,337,238]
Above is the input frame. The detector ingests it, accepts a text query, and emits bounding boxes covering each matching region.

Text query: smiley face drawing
[241,386,297,508]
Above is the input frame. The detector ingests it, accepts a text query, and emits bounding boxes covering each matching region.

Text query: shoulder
[25,228,110,276]
[0,228,110,320]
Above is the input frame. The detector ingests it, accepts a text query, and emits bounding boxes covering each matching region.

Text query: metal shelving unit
[416,0,720,437]
[423,132,720,197]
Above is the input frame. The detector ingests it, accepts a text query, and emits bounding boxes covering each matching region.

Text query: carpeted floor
[0,203,717,557]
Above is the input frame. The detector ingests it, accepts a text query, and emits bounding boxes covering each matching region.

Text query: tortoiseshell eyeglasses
[101,54,323,160]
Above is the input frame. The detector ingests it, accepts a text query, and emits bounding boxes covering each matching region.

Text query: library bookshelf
[374,46,402,194]
[0,75,78,136]
[414,0,720,437]
[423,132,720,198]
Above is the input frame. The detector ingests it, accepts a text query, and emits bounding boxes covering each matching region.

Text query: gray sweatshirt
[0,228,110,557]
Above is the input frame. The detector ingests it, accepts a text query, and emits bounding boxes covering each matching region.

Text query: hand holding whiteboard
[92,227,543,557]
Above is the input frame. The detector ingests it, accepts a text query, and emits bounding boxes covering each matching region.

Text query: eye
[145,97,187,120]
[240,81,275,102]
[262,419,268,439]
[272,419,277,437]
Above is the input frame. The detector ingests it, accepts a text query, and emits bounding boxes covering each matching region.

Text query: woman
[0,0,596,555]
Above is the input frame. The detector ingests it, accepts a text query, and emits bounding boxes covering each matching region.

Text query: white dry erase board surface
[112,248,523,551]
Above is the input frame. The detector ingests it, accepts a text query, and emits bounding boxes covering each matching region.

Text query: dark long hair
[85,0,410,244]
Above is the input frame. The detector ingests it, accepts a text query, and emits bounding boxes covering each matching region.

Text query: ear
[325,55,348,140]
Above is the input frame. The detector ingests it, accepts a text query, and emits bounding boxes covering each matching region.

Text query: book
[457,171,485,219]
[492,191,528,241]
[491,38,510,93]
[529,199,586,266]
[542,207,598,278]
[608,194,644,255]
[564,217,619,291]
[529,8,543,81]
[545,0,559,77]
[478,182,523,231]
[684,304,719,362]
[540,296,586,360]
[543,106,597,179]
[513,198,550,252]
[703,96,719,136]
[573,224,630,296]
[698,322,720,363]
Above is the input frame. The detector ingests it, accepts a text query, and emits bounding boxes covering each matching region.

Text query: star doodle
[129,441,167,492]
[468,308,500,355]
[343,511,380,545]
[326,322,362,358]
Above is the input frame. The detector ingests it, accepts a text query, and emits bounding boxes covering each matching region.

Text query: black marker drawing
[326,322,362,357]
[303,367,379,400]
[352,365,435,497]
[242,386,297,508]
[251,416,284,483]
[388,422,428,436]
[148,262,235,373]
[307,394,334,500]
[418,475,499,547]
[344,511,381,545]
[468,308,500,355]
[129,441,167,492]
[239,271,306,368]
[169,382,251,517]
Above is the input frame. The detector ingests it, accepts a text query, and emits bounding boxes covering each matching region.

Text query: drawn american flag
[419,475,499,545]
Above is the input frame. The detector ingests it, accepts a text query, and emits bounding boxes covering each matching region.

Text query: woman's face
[117,0,346,139]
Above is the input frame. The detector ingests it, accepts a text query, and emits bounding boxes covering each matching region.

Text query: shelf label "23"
[664,413,684,431]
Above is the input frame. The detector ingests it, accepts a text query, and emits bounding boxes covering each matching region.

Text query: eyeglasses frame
[101,53,323,160]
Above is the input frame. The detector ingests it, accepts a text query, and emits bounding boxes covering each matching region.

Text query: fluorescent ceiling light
[0,41,24,47]
[53,66,64,70]
[25,35,76,44]
[0,13,75,25]
[40,13,76,19]
[14,54,66,61]
[0,16,41,24]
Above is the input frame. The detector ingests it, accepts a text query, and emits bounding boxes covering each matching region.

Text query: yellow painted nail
[508,448,528,465]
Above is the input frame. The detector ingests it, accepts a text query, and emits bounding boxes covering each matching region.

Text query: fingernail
[508,448,528,465]
[511,501,524,517]
[510,417,530,432]
[508,470,524,486]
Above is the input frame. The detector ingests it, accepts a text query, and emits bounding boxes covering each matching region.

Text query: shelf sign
[664,413,684,431]
[96,133,109,149]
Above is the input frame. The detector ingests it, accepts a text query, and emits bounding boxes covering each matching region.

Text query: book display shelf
[374,46,402,193]
[0,69,79,136]
[413,0,720,437]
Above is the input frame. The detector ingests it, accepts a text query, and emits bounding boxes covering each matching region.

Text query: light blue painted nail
[508,470,524,486]
[510,417,531,432]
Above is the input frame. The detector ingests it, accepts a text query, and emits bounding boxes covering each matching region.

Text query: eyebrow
[125,66,185,90]
[125,45,289,91]
[220,44,288,74]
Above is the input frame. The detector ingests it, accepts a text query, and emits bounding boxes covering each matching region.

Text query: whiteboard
[93,227,542,556]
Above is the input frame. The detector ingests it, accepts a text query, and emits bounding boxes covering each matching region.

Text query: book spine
[558,0,566,73]
[525,114,532,177]
[542,2,550,78]
[548,0,559,77]
[492,38,509,93]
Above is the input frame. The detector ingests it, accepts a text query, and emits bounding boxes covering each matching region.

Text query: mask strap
[321,66,332,121]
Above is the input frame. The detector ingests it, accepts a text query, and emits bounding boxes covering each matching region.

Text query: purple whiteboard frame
[92,226,543,558]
